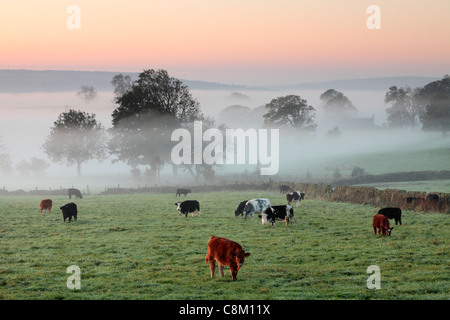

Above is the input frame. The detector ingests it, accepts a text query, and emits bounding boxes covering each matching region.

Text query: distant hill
[0,69,254,93]
[281,76,441,91]
[0,69,442,93]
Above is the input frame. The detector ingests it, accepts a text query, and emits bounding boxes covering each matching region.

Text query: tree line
[1,70,448,181]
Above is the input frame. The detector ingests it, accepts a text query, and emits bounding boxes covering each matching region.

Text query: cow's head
[259,207,273,225]
[234,249,251,270]
[174,202,181,211]
[386,227,394,236]
[243,202,254,218]
[287,205,294,217]
[258,213,268,225]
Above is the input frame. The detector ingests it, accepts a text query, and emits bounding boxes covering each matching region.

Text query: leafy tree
[76,86,98,105]
[111,74,132,98]
[0,137,12,176]
[384,86,424,128]
[177,119,224,184]
[325,126,342,139]
[109,69,204,179]
[421,93,450,135]
[419,75,450,135]
[43,109,106,177]
[263,95,316,131]
[16,157,50,177]
[351,166,366,177]
[418,75,450,99]
[320,89,357,116]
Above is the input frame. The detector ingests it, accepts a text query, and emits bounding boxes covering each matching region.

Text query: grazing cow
[259,205,294,227]
[427,194,439,202]
[175,200,200,217]
[378,207,402,225]
[372,214,393,236]
[205,236,250,281]
[243,199,271,219]
[60,202,78,223]
[234,200,249,217]
[68,188,83,199]
[286,191,305,207]
[176,188,191,197]
[279,185,292,194]
[40,199,53,213]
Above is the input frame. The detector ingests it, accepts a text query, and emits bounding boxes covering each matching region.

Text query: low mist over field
[0,71,448,192]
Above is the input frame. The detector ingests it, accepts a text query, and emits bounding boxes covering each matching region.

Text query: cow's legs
[209,260,216,278]
[218,264,224,277]
[230,267,238,281]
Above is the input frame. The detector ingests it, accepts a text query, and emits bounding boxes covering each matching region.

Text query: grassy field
[290,147,450,181]
[0,192,448,300]
[355,179,450,193]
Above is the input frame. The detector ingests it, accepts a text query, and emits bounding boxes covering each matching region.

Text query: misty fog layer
[1,88,449,192]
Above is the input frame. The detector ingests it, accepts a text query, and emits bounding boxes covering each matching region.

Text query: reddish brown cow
[205,236,250,281]
[373,214,394,236]
[40,199,53,213]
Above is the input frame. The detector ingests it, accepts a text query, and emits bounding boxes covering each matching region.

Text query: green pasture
[0,192,448,300]
[355,180,450,194]
[292,147,450,180]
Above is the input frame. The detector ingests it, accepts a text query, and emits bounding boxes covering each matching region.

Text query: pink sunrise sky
[0,0,449,85]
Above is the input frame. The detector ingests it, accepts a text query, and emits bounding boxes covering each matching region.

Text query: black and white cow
[259,205,294,227]
[243,199,271,219]
[175,200,200,217]
[235,200,249,217]
[377,207,402,225]
[286,191,305,207]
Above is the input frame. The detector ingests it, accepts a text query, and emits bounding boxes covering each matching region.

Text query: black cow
[234,200,249,216]
[286,191,305,206]
[378,207,402,225]
[259,205,294,227]
[176,188,191,197]
[60,202,78,222]
[175,200,200,217]
[279,185,292,194]
[427,194,439,202]
[68,188,83,199]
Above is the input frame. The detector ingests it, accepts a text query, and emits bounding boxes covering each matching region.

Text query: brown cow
[205,236,250,281]
[372,214,394,236]
[40,199,53,213]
